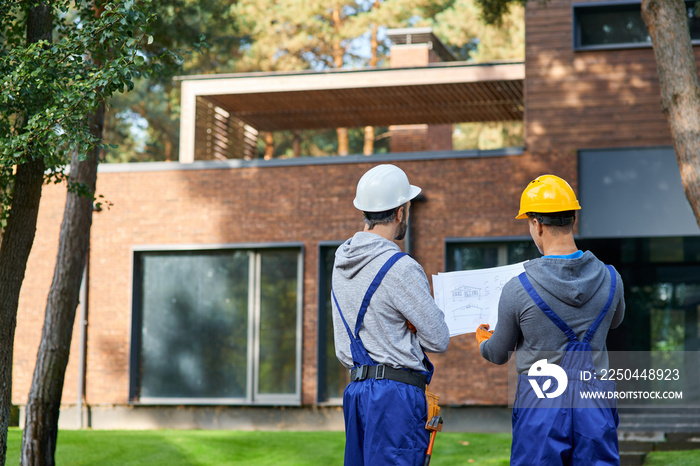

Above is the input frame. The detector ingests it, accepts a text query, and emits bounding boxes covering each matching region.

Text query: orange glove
[476,324,494,345]
[406,320,417,333]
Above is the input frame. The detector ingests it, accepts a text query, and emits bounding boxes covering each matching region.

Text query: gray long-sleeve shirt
[481,250,625,374]
[332,232,449,371]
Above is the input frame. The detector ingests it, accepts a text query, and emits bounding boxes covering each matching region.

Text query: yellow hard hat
[516,175,581,219]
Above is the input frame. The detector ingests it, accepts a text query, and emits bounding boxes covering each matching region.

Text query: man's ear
[396,206,404,222]
[533,218,544,236]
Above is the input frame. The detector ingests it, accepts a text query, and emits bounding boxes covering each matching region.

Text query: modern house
[13,0,700,434]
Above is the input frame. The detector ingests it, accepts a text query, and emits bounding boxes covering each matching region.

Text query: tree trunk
[165,98,173,162]
[337,128,349,156]
[0,4,52,465]
[264,132,274,159]
[292,130,301,157]
[363,21,379,156]
[642,0,700,226]
[363,126,374,155]
[331,7,349,156]
[0,158,45,466]
[20,103,104,466]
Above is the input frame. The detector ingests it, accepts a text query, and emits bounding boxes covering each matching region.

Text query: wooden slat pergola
[178,61,524,162]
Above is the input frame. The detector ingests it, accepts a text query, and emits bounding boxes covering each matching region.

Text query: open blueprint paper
[433,261,527,337]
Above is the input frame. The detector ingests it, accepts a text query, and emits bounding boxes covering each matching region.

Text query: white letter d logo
[527,359,568,399]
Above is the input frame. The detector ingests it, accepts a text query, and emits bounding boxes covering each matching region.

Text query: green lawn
[5,428,699,465]
[644,450,700,466]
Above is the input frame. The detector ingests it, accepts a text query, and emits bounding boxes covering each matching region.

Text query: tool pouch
[425,390,441,431]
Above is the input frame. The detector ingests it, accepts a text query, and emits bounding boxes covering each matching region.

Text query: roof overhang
[178,61,524,162]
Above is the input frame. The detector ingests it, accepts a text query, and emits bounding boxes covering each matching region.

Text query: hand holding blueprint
[432,261,527,337]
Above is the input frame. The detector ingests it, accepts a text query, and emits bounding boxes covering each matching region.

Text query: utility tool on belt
[423,390,443,466]
[333,250,438,464]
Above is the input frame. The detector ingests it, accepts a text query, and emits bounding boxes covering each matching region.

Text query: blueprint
[433,261,527,337]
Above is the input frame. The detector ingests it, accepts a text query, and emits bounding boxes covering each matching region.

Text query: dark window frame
[573,1,700,51]
[316,241,347,404]
[444,236,541,272]
[129,242,304,406]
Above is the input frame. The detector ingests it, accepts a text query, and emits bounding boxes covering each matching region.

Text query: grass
[5,429,509,465]
[5,428,699,465]
[644,450,700,466]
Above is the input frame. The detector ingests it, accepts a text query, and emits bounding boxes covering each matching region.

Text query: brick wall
[389,42,454,153]
[15,0,680,411]
[389,43,445,68]
[13,152,570,408]
[390,124,454,153]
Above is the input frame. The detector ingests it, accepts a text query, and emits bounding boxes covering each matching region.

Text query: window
[577,236,700,354]
[317,243,349,403]
[578,147,700,238]
[130,247,302,405]
[446,240,540,272]
[573,2,700,50]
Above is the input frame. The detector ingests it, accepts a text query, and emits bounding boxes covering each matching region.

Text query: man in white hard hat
[331,164,449,465]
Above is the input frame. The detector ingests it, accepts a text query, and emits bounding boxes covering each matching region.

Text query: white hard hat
[353,164,422,212]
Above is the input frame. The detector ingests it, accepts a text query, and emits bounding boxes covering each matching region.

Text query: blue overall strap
[331,288,356,342]
[354,252,407,337]
[332,286,375,367]
[519,272,578,342]
[582,265,617,343]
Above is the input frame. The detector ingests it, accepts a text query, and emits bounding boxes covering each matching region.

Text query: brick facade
[14,151,570,409]
[11,0,687,421]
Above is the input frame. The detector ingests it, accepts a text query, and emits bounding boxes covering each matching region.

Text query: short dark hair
[527,211,576,233]
[363,203,407,230]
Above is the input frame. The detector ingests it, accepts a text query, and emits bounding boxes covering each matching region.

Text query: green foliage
[454,122,523,151]
[102,0,239,163]
[431,0,524,62]
[257,127,391,158]
[103,79,182,162]
[474,0,527,26]
[0,0,191,215]
[106,0,526,162]
[232,0,458,72]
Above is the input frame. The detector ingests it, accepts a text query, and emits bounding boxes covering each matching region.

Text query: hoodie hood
[523,250,607,307]
[334,231,400,280]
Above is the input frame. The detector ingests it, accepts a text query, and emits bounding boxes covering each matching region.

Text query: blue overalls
[511,265,619,466]
[332,252,433,466]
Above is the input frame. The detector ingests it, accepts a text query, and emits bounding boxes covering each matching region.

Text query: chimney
[386,28,455,153]
[387,27,457,67]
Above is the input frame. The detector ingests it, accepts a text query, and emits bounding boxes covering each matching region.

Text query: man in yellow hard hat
[332,164,449,465]
[476,174,626,465]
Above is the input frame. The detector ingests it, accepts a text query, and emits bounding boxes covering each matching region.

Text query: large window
[578,236,700,354]
[130,246,302,405]
[446,236,700,405]
[446,236,700,352]
[578,147,700,238]
[573,2,700,50]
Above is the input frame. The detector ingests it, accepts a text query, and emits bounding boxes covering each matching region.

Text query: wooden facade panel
[523,0,694,152]
[526,93,663,109]
[526,23,572,35]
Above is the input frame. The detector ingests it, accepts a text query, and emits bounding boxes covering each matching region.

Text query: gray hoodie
[332,232,449,371]
[481,250,625,374]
